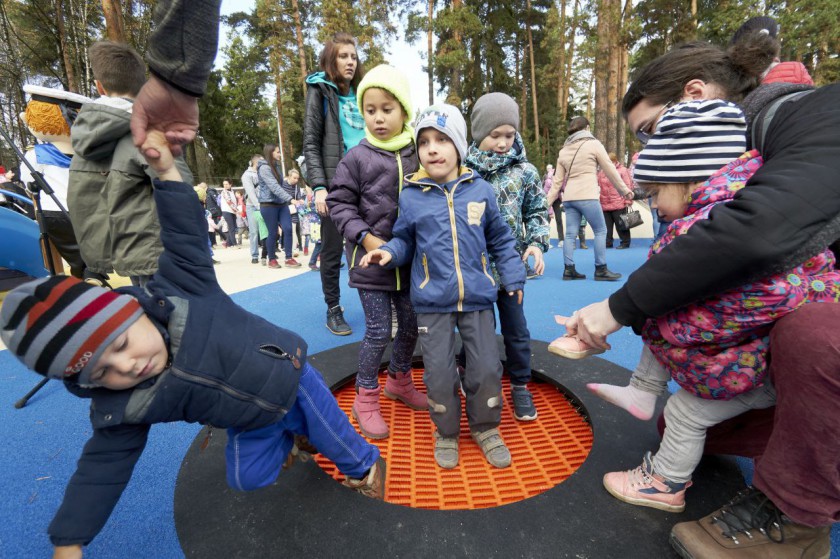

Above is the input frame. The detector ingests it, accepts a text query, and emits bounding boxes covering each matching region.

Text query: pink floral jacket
[642,150,840,400]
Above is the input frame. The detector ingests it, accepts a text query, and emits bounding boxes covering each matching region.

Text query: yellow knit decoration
[24,100,70,137]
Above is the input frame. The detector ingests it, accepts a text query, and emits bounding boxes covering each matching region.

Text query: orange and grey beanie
[0,276,143,384]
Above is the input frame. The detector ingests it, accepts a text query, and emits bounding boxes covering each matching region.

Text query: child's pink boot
[352,386,389,439]
[586,383,656,420]
[548,335,605,359]
[384,371,428,410]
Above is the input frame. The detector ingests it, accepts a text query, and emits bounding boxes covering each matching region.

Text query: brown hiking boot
[670,486,831,559]
[342,456,386,500]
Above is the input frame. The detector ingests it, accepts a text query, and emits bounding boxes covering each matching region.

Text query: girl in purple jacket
[327,65,426,439]
[579,100,840,513]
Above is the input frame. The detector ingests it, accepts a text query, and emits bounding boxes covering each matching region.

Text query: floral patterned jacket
[642,150,840,400]
[466,134,550,283]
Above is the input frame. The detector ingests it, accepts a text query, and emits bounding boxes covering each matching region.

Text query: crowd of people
[0,4,837,559]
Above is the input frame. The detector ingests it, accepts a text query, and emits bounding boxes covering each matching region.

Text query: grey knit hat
[0,275,144,384]
[414,104,468,162]
[470,92,520,144]
[633,99,747,184]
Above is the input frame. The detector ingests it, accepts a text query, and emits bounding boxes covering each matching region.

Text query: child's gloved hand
[140,130,182,182]
[359,249,391,267]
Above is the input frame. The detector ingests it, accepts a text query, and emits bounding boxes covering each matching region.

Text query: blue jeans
[563,199,608,267]
[260,204,293,260]
[246,205,260,259]
[308,240,322,266]
[496,288,531,385]
[225,363,380,491]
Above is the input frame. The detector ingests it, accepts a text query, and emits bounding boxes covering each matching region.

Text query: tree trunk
[526,0,539,147]
[291,0,307,98]
[556,0,566,121]
[593,0,609,143]
[616,0,633,160]
[450,0,462,104]
[101,0,125,42]
[427,0,434,105]
[54,0,78,92]
[517,34,527,137]
[561,0,580,124]
[605,0,620,154]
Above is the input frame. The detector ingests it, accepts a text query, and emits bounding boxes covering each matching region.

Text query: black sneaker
[511,384,538,421]
[525,265,540,280]
[251,258,259,264]
[326,305,352,336]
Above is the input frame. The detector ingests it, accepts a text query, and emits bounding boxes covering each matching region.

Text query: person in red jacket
[597,152,634,249]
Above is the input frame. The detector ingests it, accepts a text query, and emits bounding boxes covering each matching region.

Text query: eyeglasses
[635,101,673,145]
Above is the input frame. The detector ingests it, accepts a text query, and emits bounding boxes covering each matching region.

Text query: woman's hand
[623,190,635,201]
[564,299,622,349]
[522,246,544,275]
[359,249,391,267]
[315,189,328,216]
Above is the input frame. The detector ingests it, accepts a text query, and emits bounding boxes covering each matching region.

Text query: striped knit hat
[633,100,747,184]
[0,276,143,384]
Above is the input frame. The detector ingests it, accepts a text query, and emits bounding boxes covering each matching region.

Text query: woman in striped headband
[558,98,840,515]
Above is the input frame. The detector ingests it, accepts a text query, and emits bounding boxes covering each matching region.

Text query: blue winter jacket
[382,168,526,314]
[48,180,306,547]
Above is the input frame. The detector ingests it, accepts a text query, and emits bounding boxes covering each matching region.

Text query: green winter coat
[69,98,192,277]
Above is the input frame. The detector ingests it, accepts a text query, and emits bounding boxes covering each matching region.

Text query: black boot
[579,227,588,249]
[563,264,586,280]
[594,265,621,281]
[326,305,352,336]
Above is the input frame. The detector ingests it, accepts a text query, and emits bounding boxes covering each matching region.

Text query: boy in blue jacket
[361,105,526,470]
[0,131,384,559]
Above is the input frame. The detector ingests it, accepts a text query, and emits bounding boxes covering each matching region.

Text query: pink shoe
[352,386,389,439]
[548,335,605,359]
[383,371,428,410]
[603,452,692,513]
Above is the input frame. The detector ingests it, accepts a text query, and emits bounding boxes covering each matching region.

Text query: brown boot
[342,456,386,500]
[670,486,831,559]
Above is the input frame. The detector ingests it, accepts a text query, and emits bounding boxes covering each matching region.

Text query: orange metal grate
[315,367,593,510]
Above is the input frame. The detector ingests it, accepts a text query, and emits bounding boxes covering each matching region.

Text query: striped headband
[0,276,143,385]
[633,99,747,184]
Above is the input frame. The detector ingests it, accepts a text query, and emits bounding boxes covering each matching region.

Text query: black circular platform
[174,340,746,558]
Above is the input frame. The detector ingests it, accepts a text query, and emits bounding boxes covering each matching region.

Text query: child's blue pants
[225,363,380,491]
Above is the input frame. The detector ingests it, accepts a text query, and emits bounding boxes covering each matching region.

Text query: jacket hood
[305,72,337,90]
[465,133,527,175]
[71,99,133,161]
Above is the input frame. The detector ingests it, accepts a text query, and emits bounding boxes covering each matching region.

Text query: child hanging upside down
[0,130,385,559]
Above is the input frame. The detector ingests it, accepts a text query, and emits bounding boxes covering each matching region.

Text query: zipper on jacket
[395,152,405,291]
[481,252,496,287]
[419,253,430,289]
[170,367,288,414]
[350,244,358,271]
[441,181,465,311]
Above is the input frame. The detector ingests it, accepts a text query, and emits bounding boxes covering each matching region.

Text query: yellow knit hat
[356,64,413,122]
